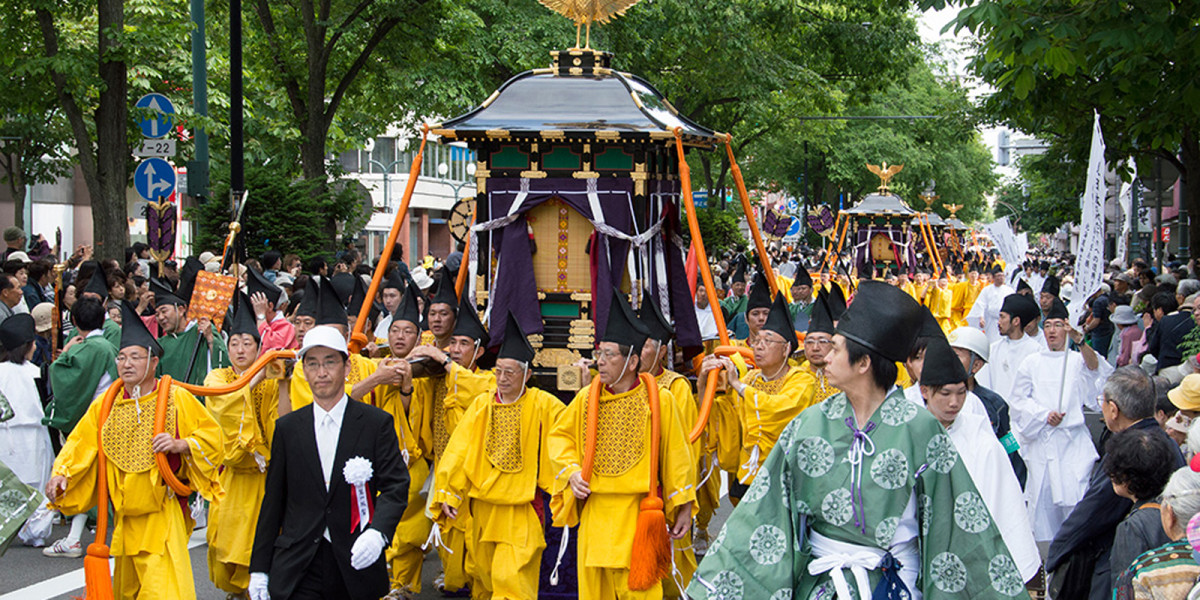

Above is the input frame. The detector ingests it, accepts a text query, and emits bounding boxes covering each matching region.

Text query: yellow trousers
[663,533,697,599]
[207,467,266,594]
[467,500,545,600]
[387,459,433,593]
[579,566,663,600]
[438,508,474,591]
[113,500,196,600]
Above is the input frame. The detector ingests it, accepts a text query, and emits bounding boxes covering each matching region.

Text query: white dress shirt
[313,395,348,540]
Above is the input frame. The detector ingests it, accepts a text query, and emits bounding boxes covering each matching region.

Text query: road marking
[0,529,207,600]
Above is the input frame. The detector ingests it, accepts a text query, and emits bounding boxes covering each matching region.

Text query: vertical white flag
[983,217,1022,280]
[1116,159,1136,269]
[1068,111,1107,325]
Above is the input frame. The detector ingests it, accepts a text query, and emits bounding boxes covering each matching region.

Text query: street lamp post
[364,158,407,212]
[436,161,477,202]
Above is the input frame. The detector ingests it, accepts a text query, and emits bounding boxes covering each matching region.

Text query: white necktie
[319,414,337,490]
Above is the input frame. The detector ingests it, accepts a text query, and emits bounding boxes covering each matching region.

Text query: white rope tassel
[549,526,571,586]
[421,523,451,553]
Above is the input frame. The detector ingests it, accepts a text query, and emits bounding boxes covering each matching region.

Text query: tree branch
[324,16,402,122]
[34,9,99,198]
[251,0,308,123]
[323,0,377,62]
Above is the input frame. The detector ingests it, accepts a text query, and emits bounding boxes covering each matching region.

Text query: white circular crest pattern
[796,437,835,477]
[742,466,771,503]
[710,570,744,600]
[988,555,1025,596]
[879,396,919,425]
[710,526,728,555]
[769,590,793,600]
[925,433,959,474]
[930,552,968,593]
[919,494,932,537]
[870,448,910,490]
[749,524,787,565]
[821,395,847,420]
[821,488,854,526]
[953,491,992,533]
[875,516,900,547]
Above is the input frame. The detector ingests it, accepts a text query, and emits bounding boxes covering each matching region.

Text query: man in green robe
[689,281,1027,600]
[67,262,121,350]
[720,258,750,317]
[152,275,228,386]
[45,295,117,440]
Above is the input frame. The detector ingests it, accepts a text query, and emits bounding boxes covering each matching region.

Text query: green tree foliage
[688,205,747,258]
[927,0,1200,250]
[193,166,364,260]
[993,151,1083,234]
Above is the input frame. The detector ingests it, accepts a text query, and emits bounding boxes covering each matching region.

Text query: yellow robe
[798,360,841,404]
[51,383,224,600]
[900,281,918,301]
[203,369,278,594]
[912,282,930,305]
[655,369,703,600]
[370,372,436,595]
[717,366,817,484]
[287,352,376,410]
[549,381,697,600]
[415,363,496,591]
[927,285,954,332]
[430,387,565,600]
[950,279,970,325]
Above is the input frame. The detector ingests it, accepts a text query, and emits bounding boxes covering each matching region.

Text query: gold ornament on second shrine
[866,162,904,194]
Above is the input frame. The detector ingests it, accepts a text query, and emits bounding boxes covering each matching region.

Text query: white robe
[904,383,989,422]
[947,411,1042,582]
[978,333,1044,403]
[0,362,53,493]
[966,283,1015,345]
[1009,347,1112,542]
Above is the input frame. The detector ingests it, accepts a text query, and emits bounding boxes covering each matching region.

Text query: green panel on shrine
[541,302,581,318]
[491,146,530,169]
[595,147,634,170]
[543,147,582,170]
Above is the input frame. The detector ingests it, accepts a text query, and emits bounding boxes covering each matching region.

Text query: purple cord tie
[844,417,877,535]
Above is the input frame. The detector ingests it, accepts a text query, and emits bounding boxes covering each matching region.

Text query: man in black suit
[249,326,409,600]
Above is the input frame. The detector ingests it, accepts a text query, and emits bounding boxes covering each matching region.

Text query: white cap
[6,251,31,264]
[947,326,990,362]
[297,325,349,361]
[410,266,434,291]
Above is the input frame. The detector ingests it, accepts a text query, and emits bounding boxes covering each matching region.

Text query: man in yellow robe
[550,291,696,600]
[351,289,434,599]
[927,273,955,332]
[409,293,496,594]
[637,295,708,598]
[204,293,281,595]
[797,291,842,405]
[46,302,224,600]
[431,312,565,599]
[288,277,377,411]
[701,293,817,488]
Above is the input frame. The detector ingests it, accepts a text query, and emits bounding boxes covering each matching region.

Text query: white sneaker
[42,538,83,558]
[433,572,446,592]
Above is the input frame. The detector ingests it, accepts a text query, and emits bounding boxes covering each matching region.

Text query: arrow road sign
[135,93,176,139]
[135,158,176,201]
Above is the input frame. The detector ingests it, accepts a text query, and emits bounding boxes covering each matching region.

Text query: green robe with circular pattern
[688,389,1027,600]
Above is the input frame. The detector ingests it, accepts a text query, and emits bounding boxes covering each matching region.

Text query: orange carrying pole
[82,382,122,600]
[454,203,477,298]
[350,126,431,353]
[724,136,778,296]
[688,345,755,443]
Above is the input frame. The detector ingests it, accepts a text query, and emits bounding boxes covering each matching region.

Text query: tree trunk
[0,151,25,230]
[1180,130,1199,266]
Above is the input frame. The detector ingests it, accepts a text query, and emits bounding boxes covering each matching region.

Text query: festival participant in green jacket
[153,258,229,386]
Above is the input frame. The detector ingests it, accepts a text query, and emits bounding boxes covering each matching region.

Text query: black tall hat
[348,275,381,324]
[793,268,813,288]
[246,266,285,306]
[149,277,185,308]
[747,270,773,312]
[227,291,261,342]
[120,300,162,357]
[382,267,406,293]
[391,284,421,326]
[730,258,748,285]
[602,288,652,350]
[430,268,459,311]
[175,257,204,304]
[1016,278,1032,294]
[763,292,799,353]
[81,266,109,301]
[498,311,536,364]
[1042,275,1060,298]
[807,291,836,335]
[918,305,946,340]
[1000,293,1040,327]
[919,337,968,387]
[316,277,348,326]
[452,294,488,343]
[988,264,1003,276]
[295,277,320,319]
[329,273,355,306]
[836,280,924,363]
[0,313,35,351]
[827,282,847,320]
[638,291,674,343]
[1045,296,1070,321]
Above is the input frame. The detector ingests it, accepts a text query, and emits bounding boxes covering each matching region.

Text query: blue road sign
[135,93,176,139]
[693,190,708,208]
[786,197,800,214]
[135,158,176,201]
[786,218,802,237]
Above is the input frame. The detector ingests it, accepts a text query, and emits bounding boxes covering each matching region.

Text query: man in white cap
[947,326,1027,487]
[250,325,410,600]
[966,265,1015,345]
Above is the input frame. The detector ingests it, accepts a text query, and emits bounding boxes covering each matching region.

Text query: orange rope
[350,125,431,353]
[454,202,477,298]
[672,129,729,346]
[580,376,603,482]
[724,136,778,297]
[170,349,296,396]
[154,376,193,497]
[688,345,755,443]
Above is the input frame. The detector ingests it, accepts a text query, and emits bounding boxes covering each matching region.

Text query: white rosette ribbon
[343,456,374,532]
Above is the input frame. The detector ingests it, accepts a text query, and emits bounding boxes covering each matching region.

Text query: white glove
[349,528,387,570]
[248,572,270,600]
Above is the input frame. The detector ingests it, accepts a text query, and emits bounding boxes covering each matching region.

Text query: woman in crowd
[1114,467,1200,599]
[1105,428,1179,595]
